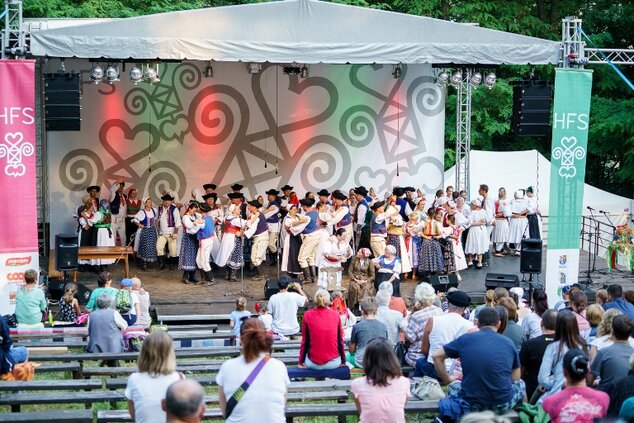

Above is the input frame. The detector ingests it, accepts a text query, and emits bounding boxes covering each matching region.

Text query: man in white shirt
[156,193,182,270]
[109,177,127,246]
[375,290,407,347]
[268,276,308,336]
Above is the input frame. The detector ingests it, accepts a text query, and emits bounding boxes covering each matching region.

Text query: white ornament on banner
[552,136,585,179]
[0,132,34,177]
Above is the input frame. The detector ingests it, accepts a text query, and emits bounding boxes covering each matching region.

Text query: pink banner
[0,60,37,253]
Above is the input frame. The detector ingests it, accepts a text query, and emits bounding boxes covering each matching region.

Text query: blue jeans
[10,346,28,364]
[413,357,439,379]
[305,356,342,370]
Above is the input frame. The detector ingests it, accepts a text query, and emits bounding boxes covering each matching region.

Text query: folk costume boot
[157,256,166,271]
[309,266,318,284]
[224,268,231,281]
[141,261,148,271]
[203,270,215,285]
[252,265,265,281]
[230,269,238,282]
[189,270,200,283]
[181,271,189,284]
[301,267,311,283]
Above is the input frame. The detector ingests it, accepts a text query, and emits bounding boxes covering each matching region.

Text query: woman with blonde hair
[585,303,604,342]
[125,331,182,423]
[588,308,634,362]
[298,289,346,370]
[406,283,443,367]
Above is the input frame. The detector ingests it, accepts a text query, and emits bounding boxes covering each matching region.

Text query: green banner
[548,68,593,249]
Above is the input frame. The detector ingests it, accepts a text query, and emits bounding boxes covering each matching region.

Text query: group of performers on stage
[74,179,542,291]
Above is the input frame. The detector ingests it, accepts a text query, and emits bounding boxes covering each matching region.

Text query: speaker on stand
[520,238,543,303]
[55,233,78,282]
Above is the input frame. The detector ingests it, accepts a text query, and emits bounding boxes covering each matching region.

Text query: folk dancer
[508,190,529,255]
[445,214,467,280]
[263,189,282,266]
[156,193,181,270]
[125,188,141,245]
[386,197,412,277]
[393,187,409,222]
[353,186,370,250]
[418,207,445,278]
[281,204,304,278]
[202,183,216,195]
[108,178,127,246]
[369,201,397,258]
[373,244,402,297]
[330,191,354,251]
[178,201,203,284]
[244,199,270,281]
[195,203,220,284]
[525,186,541,239]
[464,196,489,268]
[77,196,98,270]
[296,198,322,284]
[89,199,116,270]
[492,187,512,256]
[317,228,353,290]
[479,184,495,266]
[279,184,298,216]
[214,204,247,282]
[404,212,423,280]
[132,197,159,271]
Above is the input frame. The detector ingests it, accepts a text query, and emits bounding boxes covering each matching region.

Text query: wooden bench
[73,246,133,281]
[0,410,93,423]
[105,377,351,390]
[0,379,102,392]
[157,313,231,325]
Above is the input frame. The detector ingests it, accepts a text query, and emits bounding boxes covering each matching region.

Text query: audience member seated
[298,289,346,370]
[86,271,119,312]
[347,247,376,313]
[0,314,28,378]
[604,284,634,321]
[405,283,443,366]
[415,290,473,380]
[606,350,634,416]
[434,307,525,422]
[375,290,407,347]
[351,338,411,423]
[542,348,609,423]
[378,281,407,317]
[588,315,634,390]
[595,288,608,307]
[15,269,46,328]
[471,289,495,324]
[620,397,634,422]
[125,331,182,423]
[519,309,557,401]
[537,310,586,403]
[330,291,357,340]
[87,294,128,365]
[521,288,548,340]
[268,276,308,337]
[348,297,388,368]
[229,296,251,337]
[499,297,525,352]
[217,318,289,422]
[571,291,591,340]
[163,379,206,423]
[624,289,634,306]
[59,282,82,322]
[131,277,151,329]
[118,278,141,326]
[585,303,604,343]
[588,309,634,362]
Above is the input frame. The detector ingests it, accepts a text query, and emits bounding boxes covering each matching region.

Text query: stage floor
[49,248,633,315]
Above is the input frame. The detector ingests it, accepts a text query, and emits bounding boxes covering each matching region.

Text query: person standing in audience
[520,309,557,401]
[588,315,634,390]
[375,290,407,348]
[125,331,182,423]
[348,297,388,368]
[131,277,151,329]
[268,276,308,337]
[405,283,443,366]
[163,379,206,423]
[298,289,346,370]
[604,284,634,321]
[14,269,46,328]
[522,288,548,340]
[351,338,411,423]
[542,349,609,423]
[217,318,290,422]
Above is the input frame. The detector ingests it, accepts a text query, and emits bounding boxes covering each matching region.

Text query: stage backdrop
[48,61,445,243]
[0,60,39,315]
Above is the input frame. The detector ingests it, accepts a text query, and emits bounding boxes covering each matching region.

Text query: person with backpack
[116,278,140,326]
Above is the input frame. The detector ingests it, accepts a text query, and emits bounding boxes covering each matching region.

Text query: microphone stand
[584,208,597,285]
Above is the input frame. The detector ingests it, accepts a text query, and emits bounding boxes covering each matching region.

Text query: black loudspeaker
[520,238,543,273]
[264,277,300,300]
[428,274,459,293]
[44,73,81,131]
[55,234,78,271]
[47,280,91,305]
[512,81,552,137]
[485,273,520,290]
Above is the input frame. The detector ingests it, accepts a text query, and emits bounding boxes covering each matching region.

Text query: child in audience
[59,283,81,322]
[257,303,273,333]
[229,297,252,337]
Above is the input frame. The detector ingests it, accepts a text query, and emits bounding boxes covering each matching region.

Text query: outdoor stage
[46,248,634,316]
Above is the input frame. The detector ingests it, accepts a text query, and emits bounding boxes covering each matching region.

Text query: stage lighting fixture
[105,64,120,83]
[129,66,143,85]
[300,65,309,78]
[469,72,482,88]
[58,59,66,73]
[90,64,104,84]
[484,72,497,89]
[248,63,262,74]
[144,64,160,84]
[392,64,402,79]
[449,70,463,88]
[204,62,214,79]
[436,71,449,87]
[282,65,301,75]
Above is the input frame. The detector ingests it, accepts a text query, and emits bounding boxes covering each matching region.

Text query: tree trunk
[550,0,559,26]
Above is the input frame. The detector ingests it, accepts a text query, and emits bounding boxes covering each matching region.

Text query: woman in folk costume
[411,198,427,222]
[445,213,467,280]
[214,204,247,282]
[492,187,512,256]
[281,204,304,278]
[78,196,98,269]
[133,197,159,271]
[418,207,445,277]
[436,207,456,275]
[404,211,424,280]
[178,201,203,284]
[465,196,489,268]
[373,244,402,297]
[508,190,529,255]
[317,228,353,290]
[386,197,413,276]
[89,199,116,269]
[125,188,142,245]
[347,247,376,312]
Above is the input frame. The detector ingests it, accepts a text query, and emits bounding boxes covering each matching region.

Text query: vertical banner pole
[545,68,593,306]
[0,59,39,315]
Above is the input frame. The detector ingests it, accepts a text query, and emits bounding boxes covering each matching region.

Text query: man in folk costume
[263,189,282,266]
[90,199,116,270]
[108,178,127,246]
[393,187,409,222]
[525,186,541,240]
[317,189,332,210]
[156,193,182,270]
[330,191,354,250]
[125,188,141,245]
[244,199,270,281]
[354,187,370,249]
[203,193,223,239]
[479,184,495,266]
[369,201,398,258]
[279,184,297,214]
[195,203,219,284]
[228,191,248,220]
[86,185,100,210]
[386,195,413,277]
[202,183,216,195]
[404,186,418,216]
[296,198,322,284]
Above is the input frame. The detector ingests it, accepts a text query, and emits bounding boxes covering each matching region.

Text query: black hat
[227,192,243,199]
[526,186,534,194]
[354,186,368,196]
[161,193,175,201]
[332,191,347,201]
[265,189,280,196]
[393,187,404,197]
[202,193,217,201]
[404,186,416,192]
[202,183,217,190]
[280,184,293,191]
[370,201,385,211]
[248,199,262,208]
[447,291,471,308]
[299,198,315,207]
[199,203,212,212]
[231,183,244,191]
[87,185,100,193]
[317,189,330,197]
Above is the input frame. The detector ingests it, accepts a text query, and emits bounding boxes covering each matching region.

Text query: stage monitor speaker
[428,274,459,293]
[512,81,552,137]
[44,73,81,131]
[485,273,520,290]
[520,238,543,273]
[264,277,300,300]
[55,233,78,271]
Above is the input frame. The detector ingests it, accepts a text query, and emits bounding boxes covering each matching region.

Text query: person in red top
[299,289,346,370]
[542,348,609,423]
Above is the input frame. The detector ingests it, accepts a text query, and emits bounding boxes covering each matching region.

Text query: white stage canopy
[30,0,560,65]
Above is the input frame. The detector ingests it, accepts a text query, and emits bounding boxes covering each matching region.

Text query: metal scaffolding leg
[1,0,26,59]
[455,68,473,195]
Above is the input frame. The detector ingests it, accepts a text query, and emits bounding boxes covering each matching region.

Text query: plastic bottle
[48,310,53,325]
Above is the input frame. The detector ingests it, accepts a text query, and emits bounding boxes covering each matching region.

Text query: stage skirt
[358,227,371,253]
[418,238,445,273]
[138,227,158,263]
[387,234,412,274]
[453,240,468,271]
[226,237,244,270]
[407,236,422,269]
[508,217,528,245]
[282,234,302,274]
[214,233,238,268]
[465,226,489,255]
[374,271,401,297]
[441,238,456,273]
[78,227,98,265]
[95,228,115,265]
[178,233,198,271]
[492,218,510,244]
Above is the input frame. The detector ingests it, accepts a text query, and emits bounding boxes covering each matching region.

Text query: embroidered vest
[336,207,352,228]
[303,211,320,234]
[370,216,387,235]
[266,201,280,224]
[197,215,215,239]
